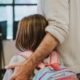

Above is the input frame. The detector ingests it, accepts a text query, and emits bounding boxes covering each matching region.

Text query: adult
[5,0,80,80]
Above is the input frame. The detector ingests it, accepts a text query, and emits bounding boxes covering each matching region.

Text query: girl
[3,14,48,80]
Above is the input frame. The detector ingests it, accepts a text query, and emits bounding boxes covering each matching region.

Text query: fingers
[5,62,21,69]
[9,66,19,80]
[9,68,18,80]
[9,73,16,80]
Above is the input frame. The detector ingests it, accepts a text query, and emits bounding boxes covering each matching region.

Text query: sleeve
[44,0,69,44]
[3,56,17,80]
[3,55,26,80]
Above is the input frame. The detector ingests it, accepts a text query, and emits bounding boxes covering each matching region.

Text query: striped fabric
[19,51,78,80]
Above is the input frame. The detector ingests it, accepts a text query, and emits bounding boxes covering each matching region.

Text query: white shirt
[37,0,80,73]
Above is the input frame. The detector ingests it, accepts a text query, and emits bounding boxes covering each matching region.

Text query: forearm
[24,33,59,71]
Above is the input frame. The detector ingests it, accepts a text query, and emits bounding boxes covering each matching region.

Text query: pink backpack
[19,51,78,80]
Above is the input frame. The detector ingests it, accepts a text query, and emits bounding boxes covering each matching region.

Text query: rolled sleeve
[44,0,69,44]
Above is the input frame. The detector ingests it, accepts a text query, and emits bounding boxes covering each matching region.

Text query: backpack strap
[50,51,60,70]
[19,50,33,59]
[50,51,59,64]
[19,51,60,70]
[37,51,60,70]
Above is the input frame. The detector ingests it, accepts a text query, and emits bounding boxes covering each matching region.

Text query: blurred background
[0,0,38,79]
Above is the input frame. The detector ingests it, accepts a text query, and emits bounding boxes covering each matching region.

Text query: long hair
[16,14,48,52]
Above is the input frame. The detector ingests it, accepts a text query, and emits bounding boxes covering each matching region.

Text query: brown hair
[16,14,48,52]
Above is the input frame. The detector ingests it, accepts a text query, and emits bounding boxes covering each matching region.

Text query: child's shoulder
[17,50,33,62]
[18,50,32,58]
[9,51,29,63]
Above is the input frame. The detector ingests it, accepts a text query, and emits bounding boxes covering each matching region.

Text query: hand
[5,62,32,80]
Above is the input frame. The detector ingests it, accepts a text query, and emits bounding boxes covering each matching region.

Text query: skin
[5,33,59,80]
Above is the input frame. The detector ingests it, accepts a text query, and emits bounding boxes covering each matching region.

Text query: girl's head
[16,14,48,52]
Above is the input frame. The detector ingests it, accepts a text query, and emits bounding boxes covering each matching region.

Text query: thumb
[5,62,20,69]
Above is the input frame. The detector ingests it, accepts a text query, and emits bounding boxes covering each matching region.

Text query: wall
[2,40,21,67]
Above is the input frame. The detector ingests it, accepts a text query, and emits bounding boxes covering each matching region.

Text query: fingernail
[5,66,8,69]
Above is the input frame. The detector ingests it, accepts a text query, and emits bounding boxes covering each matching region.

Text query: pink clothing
[19,51,60,70]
